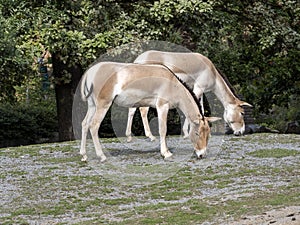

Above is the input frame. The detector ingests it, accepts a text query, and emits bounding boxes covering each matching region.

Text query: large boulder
[285,121,300,134]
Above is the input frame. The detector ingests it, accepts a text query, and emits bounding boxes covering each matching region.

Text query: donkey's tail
[80,73,93,102]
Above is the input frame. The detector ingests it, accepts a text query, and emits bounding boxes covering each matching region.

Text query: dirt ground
[228,206,300,225]
[0,133,299,224]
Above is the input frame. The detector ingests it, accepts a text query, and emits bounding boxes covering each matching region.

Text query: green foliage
[0,0,299,141]
[0,3,31,102]
[258,95,300,132]
[198,0,300,117]
[0,103,58,147]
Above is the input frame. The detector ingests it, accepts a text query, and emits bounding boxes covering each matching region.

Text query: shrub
[0,103,58,147]
[257,95,300,132]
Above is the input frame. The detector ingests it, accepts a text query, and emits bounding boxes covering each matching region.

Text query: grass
[1,134,299,224]
[228,133,300,144]
[115,183,299,225]
[249,148,300,158]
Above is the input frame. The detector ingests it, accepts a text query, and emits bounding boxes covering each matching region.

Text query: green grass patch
[248,148,300,158]
[103,197,134,206]
[1,134,300,225]
[227,133,300,145]
[0,146,40,158]
[117,183,299,225]
[100,137,121,143]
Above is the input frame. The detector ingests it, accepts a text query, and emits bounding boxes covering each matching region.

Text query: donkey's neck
[213,72,237,108]
[178,92,202,123]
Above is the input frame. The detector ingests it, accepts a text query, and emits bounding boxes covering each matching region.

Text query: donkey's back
[83,62,183,108]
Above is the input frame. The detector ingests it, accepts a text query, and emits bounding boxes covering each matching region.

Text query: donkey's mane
[215,67,239,98]
[160,64,204,117]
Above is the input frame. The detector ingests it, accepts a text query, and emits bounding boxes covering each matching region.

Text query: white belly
[113,89,157,108]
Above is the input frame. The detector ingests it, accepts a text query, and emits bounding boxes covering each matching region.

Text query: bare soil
[0,133,299,224]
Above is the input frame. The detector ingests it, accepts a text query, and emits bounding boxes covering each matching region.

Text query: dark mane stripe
[215,67,239,98]
[160,64,204,117]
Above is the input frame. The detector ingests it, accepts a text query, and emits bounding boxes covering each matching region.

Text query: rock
[244,125,254,134]
[285,121,300,134]
[245,124,260,134]
[256,125,279,133]
[225,126,233,135]
[244,124,279,134]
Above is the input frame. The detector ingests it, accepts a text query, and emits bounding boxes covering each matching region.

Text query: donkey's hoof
[163,151,173,159]
[127,136,132,143]
[100,155,107,162]
[149,136,156,142]
[81,155,88,162]
[183,135,189,139]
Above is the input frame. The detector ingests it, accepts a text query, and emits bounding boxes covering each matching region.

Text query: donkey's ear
[239,101,252,107]
[205,117,222,123]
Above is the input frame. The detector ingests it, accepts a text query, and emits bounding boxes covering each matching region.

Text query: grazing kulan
[126,50,252,142]
[80,62,220,162]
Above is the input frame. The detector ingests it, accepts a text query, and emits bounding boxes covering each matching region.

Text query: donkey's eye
[241,112,244,116]
[195,132,199,136]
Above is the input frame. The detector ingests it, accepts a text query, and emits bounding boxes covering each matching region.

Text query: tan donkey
[126,50,252,142]
[80,62,220,162]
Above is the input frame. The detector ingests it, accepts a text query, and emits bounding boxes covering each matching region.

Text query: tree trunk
[52,53,83,142]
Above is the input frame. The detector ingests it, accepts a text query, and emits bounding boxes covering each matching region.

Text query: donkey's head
[189,116,221,158]
[224,101,252,136]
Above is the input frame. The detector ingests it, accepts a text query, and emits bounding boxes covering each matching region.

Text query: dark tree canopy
[1,0,299,139]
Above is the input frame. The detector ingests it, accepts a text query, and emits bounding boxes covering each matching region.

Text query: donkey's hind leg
[140,107,156,141]
[126,107,137,142]
[80,103,96,161]
[89,101,112,162]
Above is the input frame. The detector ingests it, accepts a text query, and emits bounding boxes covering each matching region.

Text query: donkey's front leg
[157,103,172,159]
[182,119,189,139]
